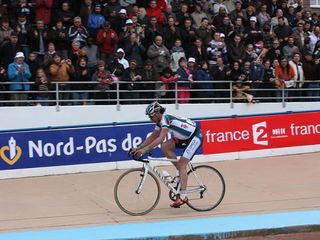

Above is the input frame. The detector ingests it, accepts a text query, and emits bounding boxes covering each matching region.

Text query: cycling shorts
[173,128,203,160]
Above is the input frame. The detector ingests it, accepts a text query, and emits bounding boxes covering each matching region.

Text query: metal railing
[0,80,319,110]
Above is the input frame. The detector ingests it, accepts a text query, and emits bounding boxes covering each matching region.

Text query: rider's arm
[142,127,169,152]
[138,129,160,149]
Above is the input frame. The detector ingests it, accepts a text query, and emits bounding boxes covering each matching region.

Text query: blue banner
[0,123,203,170]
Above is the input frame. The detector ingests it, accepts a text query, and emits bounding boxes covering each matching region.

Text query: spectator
[215,15,234,41]
[7,52,31,106]
[292,22,308,52]
[302,53,320,101]
[271,9,289,27]
[79,0,93,26]
[0,19,13,47]
[180,18,197,54]
[232,72,253,102]
[55,1,75,27]
[274,17,292,45]
[82,37,98,73]
[0,66,7,106]
[265,39,283,62]
[176,3,190,27]
[195,17,213,47]
[229,1,246,23]
[16,0,34,23]
[124,33,146,68]
[121,59,142,104]
[87,3,105,37]
[207,32,227,67]
[159,66,176,103]
[28,19,49,66]
[140,59,159,101]
[309,26,320,54]
[35,0,53,26]
[191,4,208,29]
[227,34,245,64]
[116,48,129,69]
[119,18,137,47]
[68,40,87,66]
[147,35,170,74]
[96,21,119,66]
[14,12,32,57]
[49,53,74,105]
[163,16,181,50]
[212,7,228,27]
[113,9,127,34]
[210,57,230,102]
[92,60,115,105]
[213,0,228,15]
[261,59,276,101]
[68,16,89,48]
[244,16,263,45]
[257,4,271,27]
[44,42,56,67]
[26,52,40,100]
[232,17,245,40]
[35,68,50,106]
[71,57,90,105]
[0,32,23,69]
[47,19,69,59]
[146,0,164,25]
[170,39,186,73]
[176,57,192,104]
[282,36,299,60]
[289,53,304,100]
[137,7,148,26]
[144,16,163,49]
[274,57,295,100]
[195,61,213,103]
[188,38,207,64]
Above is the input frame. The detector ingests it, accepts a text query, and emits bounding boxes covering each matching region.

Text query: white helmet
[145,101,164,115]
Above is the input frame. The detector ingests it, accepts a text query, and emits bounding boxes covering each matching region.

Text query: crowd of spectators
[0,0,320,106]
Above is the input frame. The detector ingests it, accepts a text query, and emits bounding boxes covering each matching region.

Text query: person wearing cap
[244,15,263,45]
[146,0,164,25]
[87,3,106,37]
[7,51,31,106]
[96,21,119,66]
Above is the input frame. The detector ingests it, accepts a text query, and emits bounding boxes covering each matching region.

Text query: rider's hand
[128,148,137,155]
[134,148,146,157]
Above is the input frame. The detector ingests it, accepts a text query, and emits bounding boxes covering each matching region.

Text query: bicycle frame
[135,157,206,196]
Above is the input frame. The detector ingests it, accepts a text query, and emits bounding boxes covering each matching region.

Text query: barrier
[0,111,319,179]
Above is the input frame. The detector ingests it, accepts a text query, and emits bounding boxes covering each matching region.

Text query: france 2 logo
[252,122,268,146]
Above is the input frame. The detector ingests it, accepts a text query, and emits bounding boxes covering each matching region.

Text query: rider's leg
[161,139,177,159]
[176,156,189,199]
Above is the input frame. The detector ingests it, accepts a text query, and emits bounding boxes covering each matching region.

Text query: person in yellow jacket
[49,53,74,105]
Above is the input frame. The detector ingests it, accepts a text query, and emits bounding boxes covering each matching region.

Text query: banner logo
[0,137,22,165]
[252,121,268,146]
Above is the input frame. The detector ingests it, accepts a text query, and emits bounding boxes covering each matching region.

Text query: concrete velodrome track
[0,152,319,238]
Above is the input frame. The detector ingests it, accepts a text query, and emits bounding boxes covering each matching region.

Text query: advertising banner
[0,124,163,170]
[201,112,320,154]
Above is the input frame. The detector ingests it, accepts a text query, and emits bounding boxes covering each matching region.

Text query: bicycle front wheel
[114,168,161,216]
[186,165,225,211]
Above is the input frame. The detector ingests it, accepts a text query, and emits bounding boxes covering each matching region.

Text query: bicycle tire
[114,168,161,216]
[186,165,225,211]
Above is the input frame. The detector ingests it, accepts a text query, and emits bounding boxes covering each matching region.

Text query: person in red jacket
[35,0,53,25]
[146,0,164,25]
[96,21,119,66]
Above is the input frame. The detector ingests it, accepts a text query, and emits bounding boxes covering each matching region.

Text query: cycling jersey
[154,113,197,140]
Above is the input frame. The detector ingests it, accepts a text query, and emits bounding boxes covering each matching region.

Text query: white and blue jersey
[154,113,203,160]
[155,113,197,140]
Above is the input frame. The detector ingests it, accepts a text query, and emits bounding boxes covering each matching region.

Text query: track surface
[0,152,319,232]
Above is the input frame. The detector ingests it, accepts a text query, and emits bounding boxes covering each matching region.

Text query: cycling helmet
[145,101,164,115]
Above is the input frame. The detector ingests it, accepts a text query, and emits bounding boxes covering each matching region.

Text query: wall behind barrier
[0,111,319,178]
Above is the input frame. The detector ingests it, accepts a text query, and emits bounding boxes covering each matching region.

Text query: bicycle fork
[135,166,149,194]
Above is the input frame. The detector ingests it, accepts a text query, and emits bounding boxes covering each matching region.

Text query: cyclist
[130,101,203,208]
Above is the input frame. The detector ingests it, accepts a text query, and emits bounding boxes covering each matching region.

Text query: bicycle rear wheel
[114,168,161,216]
[186,165,225,211]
